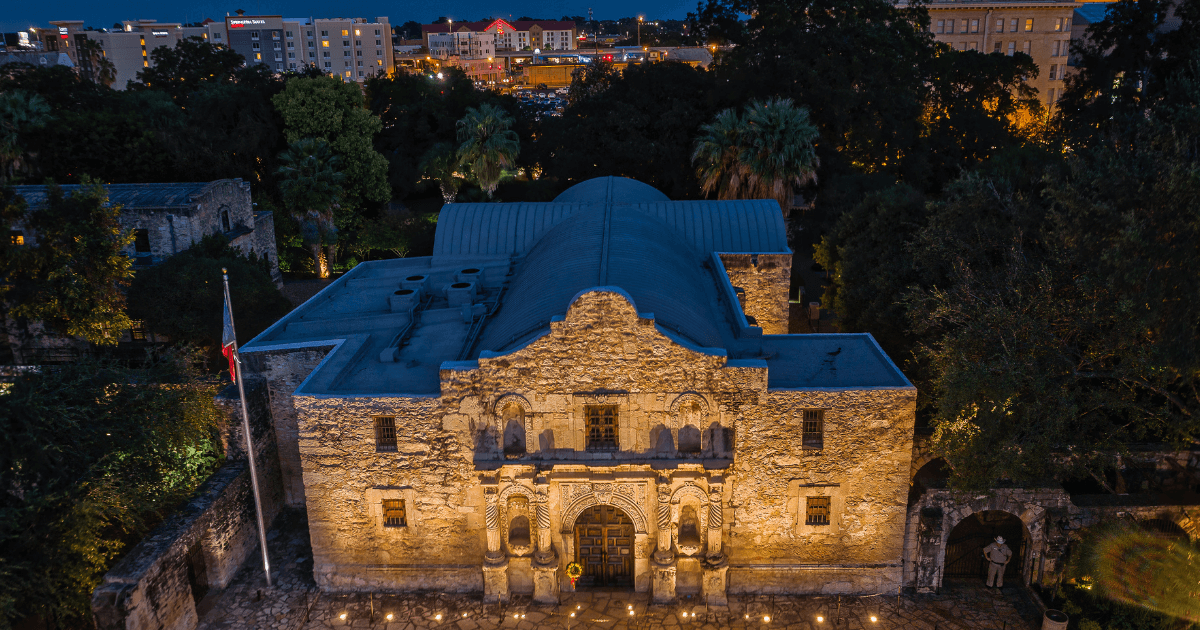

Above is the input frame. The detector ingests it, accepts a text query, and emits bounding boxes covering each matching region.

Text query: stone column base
[483,559,509,603]
[702,557,729,606]
[652,559,678,604]
[531,561,560,605]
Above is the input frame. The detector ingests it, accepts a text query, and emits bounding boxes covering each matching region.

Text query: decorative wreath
[566,562,584,580]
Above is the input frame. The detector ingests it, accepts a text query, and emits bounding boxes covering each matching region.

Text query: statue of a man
[982,535,1012,588]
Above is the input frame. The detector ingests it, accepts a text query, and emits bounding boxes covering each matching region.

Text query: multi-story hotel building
[219,13,395,82]
[30,20,214,87]
[922,0,1080,106]
[423,19,577,53]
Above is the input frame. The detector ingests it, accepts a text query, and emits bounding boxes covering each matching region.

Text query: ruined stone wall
[245,347,336,507]
[719,253,792,335]
[251,210,283,286]
[726,388,916,595]
[91,379,283,630]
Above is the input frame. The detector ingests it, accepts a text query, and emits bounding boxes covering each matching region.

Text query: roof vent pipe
[446,282,476,307]
[401,274,429,293]
[457,268,486,293]
[389,288,421,313]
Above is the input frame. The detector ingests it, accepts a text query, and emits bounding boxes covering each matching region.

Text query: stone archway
[559,482,652,593]
[943,510,1028,584]
[573,505,635,587]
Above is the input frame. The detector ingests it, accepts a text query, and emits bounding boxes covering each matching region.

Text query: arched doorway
[944,510,1026,583]
[574,505,634,587]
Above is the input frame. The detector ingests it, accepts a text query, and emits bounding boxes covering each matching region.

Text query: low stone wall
[91,378,283,630]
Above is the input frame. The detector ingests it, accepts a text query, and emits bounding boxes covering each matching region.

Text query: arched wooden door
[574,505,633,587]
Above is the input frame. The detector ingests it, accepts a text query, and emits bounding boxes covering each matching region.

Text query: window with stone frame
[585,405,618,451]
[805,496,831,526]
[383,499,407,526]
[374,416,397,452]
[802,410,824,449]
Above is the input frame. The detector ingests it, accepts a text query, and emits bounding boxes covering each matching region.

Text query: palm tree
[456,103,520,198]
[78,38,117,86]
[741,98,820,213]
[0,90,51,182]
[692,98,819,215]
[692,108,748,201]
[276,138,345,278]
[420,142,463,204]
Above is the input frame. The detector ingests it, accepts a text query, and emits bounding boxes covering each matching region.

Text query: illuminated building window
[377,59,383,65]
[383,499,407,526]
[322,40,329,47]
[143,60,149,67]
[806,497,831,526]
[341,29,349,36]
[585,405,618,451]
[255,53,261,60]
[129,320,147,341]
[802,410,824,449]
[345,71,352,77]
[1054,17,1063,32]
[375,416,397,451]
[355,29,361,36]
[1024,18,1033,32]
[10,231,24,245]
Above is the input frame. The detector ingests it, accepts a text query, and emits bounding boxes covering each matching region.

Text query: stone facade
[254,289,914,602]
[719,253,793,335]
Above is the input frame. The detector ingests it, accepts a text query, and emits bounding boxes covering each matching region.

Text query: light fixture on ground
[817,615,825,623]
[339,613,347,620]
[870,615,878,623]
[385,613,393,621]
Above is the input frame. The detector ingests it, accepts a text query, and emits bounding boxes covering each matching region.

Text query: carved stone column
[653,476,674,564]
[482,486,509,602]
[703,478,728,605]
[652,475,677,603]
[531,479,559,604]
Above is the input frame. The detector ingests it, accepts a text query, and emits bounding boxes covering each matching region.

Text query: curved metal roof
[553,176,671,204]
[433,177,790,258]
[473,205,729,354]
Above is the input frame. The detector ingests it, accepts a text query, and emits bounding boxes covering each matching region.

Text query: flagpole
[223,268,272,587]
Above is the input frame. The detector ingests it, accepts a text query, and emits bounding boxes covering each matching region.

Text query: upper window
[134,228,151,253]
[806,496,831,526]
[1009,18,1018,32]
[585,405,618,451]
[10,230,24,246]
[341,29,349,36]
[994,19,1003,33]
[970,19,979,33]
[802,409,824,449]
[383,499,407,526]
[375,416,397,452]
[1024,18,1034,32]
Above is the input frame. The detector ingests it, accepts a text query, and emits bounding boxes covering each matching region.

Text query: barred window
[585,405,618,451]
[383,499,407,526]
[802,410,824,449]
[806,496,831,526]
[375,416,397,452]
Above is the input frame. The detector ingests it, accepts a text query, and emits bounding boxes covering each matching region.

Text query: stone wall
[245,347,337,507]
[719,254,792,335]
[251,210,283,286]
[276,290,915,601]
[727,388,916,595]
[91,379,284,630]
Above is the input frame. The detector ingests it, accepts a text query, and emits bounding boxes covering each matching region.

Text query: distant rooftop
[11,182,227,209]
[243,177,911,397]
[1074,2,1114,23]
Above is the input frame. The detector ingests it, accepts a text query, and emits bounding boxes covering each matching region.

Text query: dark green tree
[0,352,225,628]
[134,36,250,95]
[2,180,133,351]
[275,138,346,277]
[126,234,292,350]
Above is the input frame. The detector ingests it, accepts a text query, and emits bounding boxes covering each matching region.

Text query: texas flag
[221,292,237,382]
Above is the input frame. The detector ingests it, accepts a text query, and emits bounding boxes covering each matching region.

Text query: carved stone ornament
[594,483,614,504]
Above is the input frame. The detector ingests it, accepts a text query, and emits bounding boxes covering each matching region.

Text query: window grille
[383,499,407,526]
[802,410,824,449]
[375,416,397,451]
[806,497,831,526]
[130,320,147,341]
[585,405,618,451]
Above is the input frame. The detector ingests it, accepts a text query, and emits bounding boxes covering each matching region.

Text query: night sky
[2,0,699,32]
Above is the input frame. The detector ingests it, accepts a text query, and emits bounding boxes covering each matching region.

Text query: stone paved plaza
[197,513,1042,630]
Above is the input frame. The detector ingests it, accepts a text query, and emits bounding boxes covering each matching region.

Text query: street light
[637,16,643,48]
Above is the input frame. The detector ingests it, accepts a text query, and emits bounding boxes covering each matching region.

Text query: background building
[87,20,213,86]
[923,0,1079,107]
[423,19,577,52]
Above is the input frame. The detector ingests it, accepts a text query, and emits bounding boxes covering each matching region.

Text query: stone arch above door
[559,483,649,535]
[668,393,709,426]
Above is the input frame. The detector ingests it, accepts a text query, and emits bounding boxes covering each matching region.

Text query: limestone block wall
[719,253,792,335]
[91,379,283,630]
[292,394,484,592]
[727,388,917,595]
[252,210,283,286]
[246,347,337,507]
